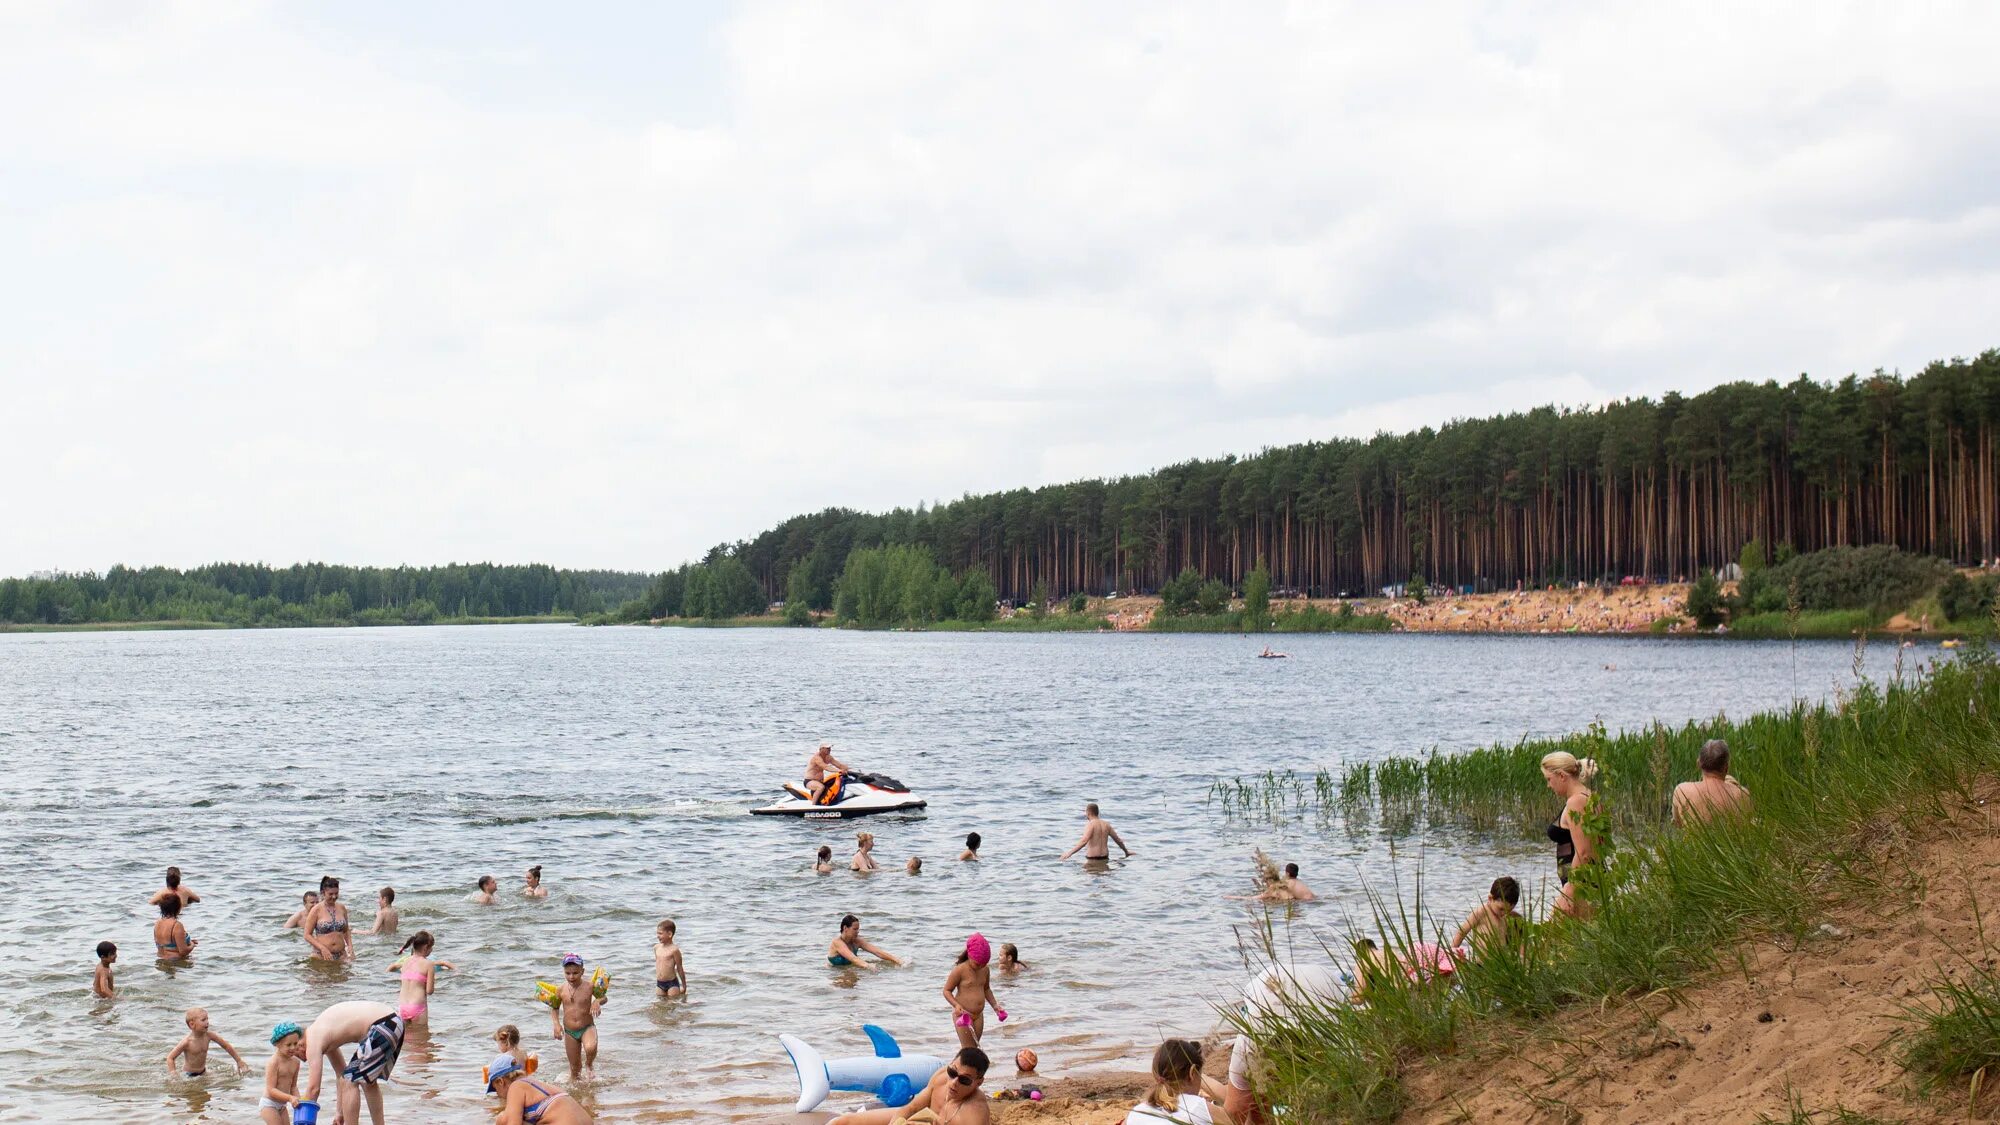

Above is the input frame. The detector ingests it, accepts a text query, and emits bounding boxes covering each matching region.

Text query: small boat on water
[752,771,928,819]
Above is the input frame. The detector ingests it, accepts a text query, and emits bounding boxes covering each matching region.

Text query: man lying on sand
[828,1046,989,1125]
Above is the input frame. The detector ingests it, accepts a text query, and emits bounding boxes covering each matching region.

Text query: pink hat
[966,932,991,965]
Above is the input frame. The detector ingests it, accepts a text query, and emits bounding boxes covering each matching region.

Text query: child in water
[851,832,878,872]
[165,1007,247,1077]
[815,846,834,875]
[472,875,498,904]
[389,931,452,1024]
[258,1022,306,1124]
[905,857,923,875]
[654,920,686,998]
[942,933,1006,1048]
[551,954,602,1079]
[996,943,1027,974]
[367,887,399,935]
[93,941,116,997]
[493,1024,536,1076]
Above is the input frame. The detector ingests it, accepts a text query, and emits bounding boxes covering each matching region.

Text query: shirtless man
[1282,863,1316,901]
[1672,740,1754,826]
[805,742,849,800]
[301,1000,405,1125]
[828,1046,990,1125]
[148,866,201,909]
[1059,803,1131,861]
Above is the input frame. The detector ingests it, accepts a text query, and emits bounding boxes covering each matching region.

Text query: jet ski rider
[805,743,850,801]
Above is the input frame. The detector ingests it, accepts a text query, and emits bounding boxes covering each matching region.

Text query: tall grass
[1229,646,2000,1121]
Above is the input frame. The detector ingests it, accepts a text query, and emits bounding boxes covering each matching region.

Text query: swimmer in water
[814,846,835,875]
[959,832,982,861]
[1059,803,1131,861]
[300,877,352,961]
[851,831,879,873]
[93,940,117,997]
[284,891,319,930]
[523,866,548,899]
[996,943,1027,974]
[1282,862,1316,901]
[654,919,686,998]
[148,866,201,909]
[366,887,399,935]
[472,875,498,905]
[905,857,922,875]
[154,894,196,962]
[827,913,902,968]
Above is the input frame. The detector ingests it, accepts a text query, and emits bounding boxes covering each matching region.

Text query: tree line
[0,562,652,627]
[702,349,1998,602]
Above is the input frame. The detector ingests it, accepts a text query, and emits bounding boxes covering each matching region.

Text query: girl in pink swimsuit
[389,931,453,1023]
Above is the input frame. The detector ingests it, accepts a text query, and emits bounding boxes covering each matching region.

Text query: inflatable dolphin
[780,1025,945,1113]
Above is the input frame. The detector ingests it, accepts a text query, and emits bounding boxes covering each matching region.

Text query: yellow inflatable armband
[535,980,562,1010]
[590,967,611,1001]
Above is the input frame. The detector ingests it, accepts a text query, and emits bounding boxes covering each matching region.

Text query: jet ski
[751,771,928,819]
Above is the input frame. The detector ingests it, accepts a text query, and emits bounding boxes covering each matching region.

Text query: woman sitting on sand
[1672,740,1754,826]
[1541,752,1603,919]
[1124,1039,1232,1124]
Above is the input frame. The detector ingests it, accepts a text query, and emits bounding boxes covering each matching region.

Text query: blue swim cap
[271,1022,303,1045]
[485,1054,523,1092]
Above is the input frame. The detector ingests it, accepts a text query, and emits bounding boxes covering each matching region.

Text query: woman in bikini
[827,914,901,968]
[300,876,353,961]
[487,1055,594,1124]
[1541,752,1603,919]
[153,894,195,962]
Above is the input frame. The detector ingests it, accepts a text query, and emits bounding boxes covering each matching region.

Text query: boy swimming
[551,954,601,1079]
[654,921,686,998]
[165,1007,247,1077]
[258,1022,306,1124]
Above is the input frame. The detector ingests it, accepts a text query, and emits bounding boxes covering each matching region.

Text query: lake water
[0,626,1920,1122]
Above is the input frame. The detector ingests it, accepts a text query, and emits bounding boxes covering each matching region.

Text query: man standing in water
[804,742,849,800]
[301,1000,404,1125]
[1059,803,1131,862]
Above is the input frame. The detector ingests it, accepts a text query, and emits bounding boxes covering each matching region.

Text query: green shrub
[1738,545,1951,616]
[1939,572,1998,624]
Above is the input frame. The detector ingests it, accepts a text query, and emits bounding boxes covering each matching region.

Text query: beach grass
[1225,642,2000,1120]
[1896,941,2000,1103]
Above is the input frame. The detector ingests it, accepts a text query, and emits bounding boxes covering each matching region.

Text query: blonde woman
[1124,1039,1232,1124]
[1540,751,1601,919]
[850,831,879,873]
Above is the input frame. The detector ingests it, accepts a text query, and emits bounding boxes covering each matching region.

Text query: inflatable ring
[590,967,611,1001]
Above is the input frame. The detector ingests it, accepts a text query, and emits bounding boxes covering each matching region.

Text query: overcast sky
[5,3,1998,576]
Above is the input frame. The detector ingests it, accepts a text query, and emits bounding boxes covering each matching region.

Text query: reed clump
[1228,646,2000,1121]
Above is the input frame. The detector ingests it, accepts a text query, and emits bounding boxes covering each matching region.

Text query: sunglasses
[945,1065,980,1087]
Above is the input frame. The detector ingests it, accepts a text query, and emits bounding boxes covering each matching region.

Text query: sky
[4,2,1999,576]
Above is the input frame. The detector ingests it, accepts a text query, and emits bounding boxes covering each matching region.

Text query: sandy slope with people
[1396,777,2000,1123]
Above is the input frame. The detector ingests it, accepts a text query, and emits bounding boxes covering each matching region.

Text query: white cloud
[2,2,1998,573]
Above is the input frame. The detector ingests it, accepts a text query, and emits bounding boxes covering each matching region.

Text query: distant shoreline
[0,614,578,634]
